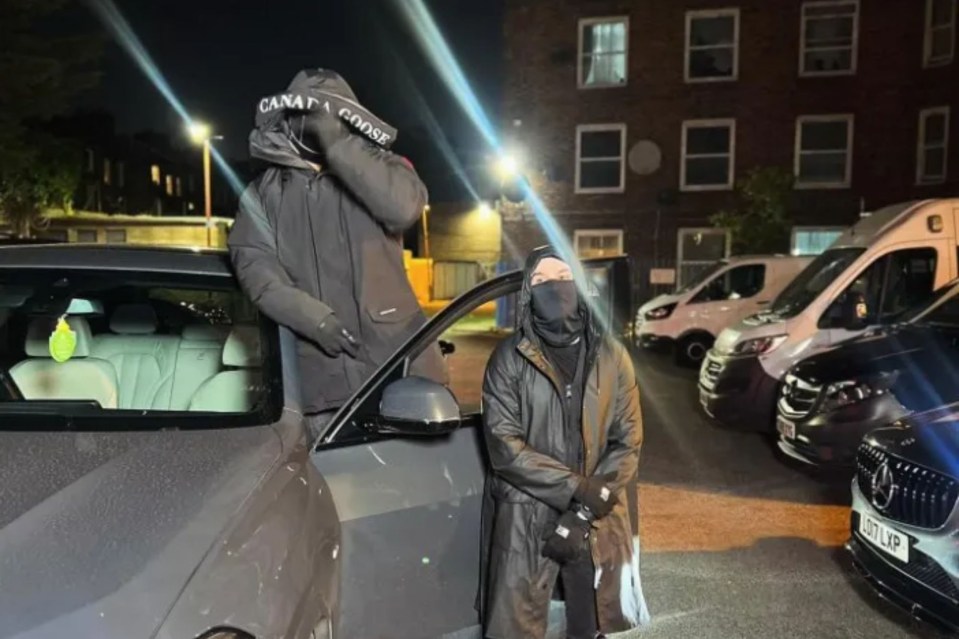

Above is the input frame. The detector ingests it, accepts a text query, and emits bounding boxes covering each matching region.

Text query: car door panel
[309,256,631,639]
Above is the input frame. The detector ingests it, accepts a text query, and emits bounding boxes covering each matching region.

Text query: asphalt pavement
[619,352,946,639]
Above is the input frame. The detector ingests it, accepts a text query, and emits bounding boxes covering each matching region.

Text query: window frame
[924,0,957,67]
[794,114,855,189]
[574,229,625,258]
[577,16,630,90]
[685,8,741,83]
[916,106,951,185]
[575,123,627,194]
[799,0,860,77]
[680,118,737,192]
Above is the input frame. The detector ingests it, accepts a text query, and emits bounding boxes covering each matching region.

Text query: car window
[0,269,281,428]
[879,248,938,320]
[691,264,765,303]
[821,257,886,327]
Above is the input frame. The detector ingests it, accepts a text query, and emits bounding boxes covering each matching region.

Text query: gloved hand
[574,472,618,519]
[542,509,591,564]
[315,314,360,358]
[300,110,350,150]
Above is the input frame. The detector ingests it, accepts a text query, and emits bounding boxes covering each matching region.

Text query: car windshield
[675,261,726,294]
[769,248,864,318]
[907,281,959,327]
[0,268,278,429]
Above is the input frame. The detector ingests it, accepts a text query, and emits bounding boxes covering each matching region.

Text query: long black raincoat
[479,247,650,638]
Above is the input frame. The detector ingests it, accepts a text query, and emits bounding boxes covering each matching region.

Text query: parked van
[699,199,959,431]
[635,255,811,365]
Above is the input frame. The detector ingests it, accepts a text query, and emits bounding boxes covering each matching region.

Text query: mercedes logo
[871,462,897,511]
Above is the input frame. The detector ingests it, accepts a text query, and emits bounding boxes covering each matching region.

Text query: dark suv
[848,409,959,631]
[776,280,959,467]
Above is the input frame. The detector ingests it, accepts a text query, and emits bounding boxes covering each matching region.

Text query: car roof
[0,244,233,277]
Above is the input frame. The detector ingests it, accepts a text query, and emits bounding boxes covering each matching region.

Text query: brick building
[501,0,958,299]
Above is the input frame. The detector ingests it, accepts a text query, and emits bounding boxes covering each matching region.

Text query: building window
[685,9,739,82]
[800,0,859,76]
[85,148,95,173]
[917,106,950,184]
[792,226,845,255]
[117,162,125,188]
[75,229,98,243]
[165,175,174,196]
[105,229,127,244]
[578,17,628,88]
[677,228,730,288]
[575,124,626,194]
[176,177,183,197]
[681,119,736,191]
[574,229,624,258]
[151,164,161,185]
[794,115,854,188]
[925,0,956,66]
[103,158,111,186]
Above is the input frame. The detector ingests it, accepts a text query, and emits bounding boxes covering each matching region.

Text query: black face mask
[287,113,325,164]
[530,280,583,346]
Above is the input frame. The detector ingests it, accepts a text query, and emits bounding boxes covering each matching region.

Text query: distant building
[42,112,233,217]
[502,0,958,298]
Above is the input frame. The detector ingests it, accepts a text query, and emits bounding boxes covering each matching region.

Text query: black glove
[574,472,618,519]
[315,314,360,358]
[542,509,591,564]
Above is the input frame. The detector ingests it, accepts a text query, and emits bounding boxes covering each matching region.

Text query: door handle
[757,300,770,305]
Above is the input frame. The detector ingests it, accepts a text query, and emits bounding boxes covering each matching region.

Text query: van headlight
[821,371,899,412]
[733,335,787,355]
[644,303,677,321]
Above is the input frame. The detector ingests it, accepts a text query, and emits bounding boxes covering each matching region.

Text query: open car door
[310,255,632,638]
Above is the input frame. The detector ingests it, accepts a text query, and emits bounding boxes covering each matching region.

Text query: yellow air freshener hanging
[49,317,77,363]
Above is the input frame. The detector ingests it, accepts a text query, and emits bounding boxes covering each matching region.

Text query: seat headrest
[25,316,94,358]
[223,325,262,368]
[110,304,158,335]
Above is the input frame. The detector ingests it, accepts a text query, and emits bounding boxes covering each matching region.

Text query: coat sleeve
[323,135,428,235]
[593,343,643,494]
[481,343,583,511]
[228,185,334,343]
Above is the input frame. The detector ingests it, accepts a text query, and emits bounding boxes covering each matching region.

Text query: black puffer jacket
[478,246,650,638]
[229,70,444,414]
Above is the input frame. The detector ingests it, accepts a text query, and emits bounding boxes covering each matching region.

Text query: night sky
[76,0,503,201]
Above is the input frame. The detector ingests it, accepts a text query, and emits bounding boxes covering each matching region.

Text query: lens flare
[86,0,245,197]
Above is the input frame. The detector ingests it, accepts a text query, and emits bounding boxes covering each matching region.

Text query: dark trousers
[560,554,599,639]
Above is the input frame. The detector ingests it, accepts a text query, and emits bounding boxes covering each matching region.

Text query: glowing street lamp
[478,201,494,218]
[186,121,221,247]
[493,153,522,183]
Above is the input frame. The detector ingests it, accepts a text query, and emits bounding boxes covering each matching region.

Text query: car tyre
[674,333,713,367]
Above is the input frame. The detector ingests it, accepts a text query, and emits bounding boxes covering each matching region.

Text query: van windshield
[769,248,865,318]
[676,261,726,294]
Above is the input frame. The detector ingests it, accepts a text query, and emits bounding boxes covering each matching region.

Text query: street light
[493,153,521,182]
[186,120,222,247]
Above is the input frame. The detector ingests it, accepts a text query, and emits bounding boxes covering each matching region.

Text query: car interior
[0,286,266,414]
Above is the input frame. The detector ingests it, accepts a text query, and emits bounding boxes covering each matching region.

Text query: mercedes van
[635,255,810,365]
[699,199,959,431]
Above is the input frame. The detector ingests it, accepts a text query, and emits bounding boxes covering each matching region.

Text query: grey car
[0,244,631,639]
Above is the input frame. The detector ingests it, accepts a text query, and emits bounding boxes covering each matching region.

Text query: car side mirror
[375,375,461,436]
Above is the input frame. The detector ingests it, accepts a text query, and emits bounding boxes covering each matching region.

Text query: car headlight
[644,303,677,321]
[821,371,899,412]
[733,335,787,355]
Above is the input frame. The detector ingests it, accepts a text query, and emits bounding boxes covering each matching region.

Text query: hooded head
[519,246,591,347]
[250,68,398,168]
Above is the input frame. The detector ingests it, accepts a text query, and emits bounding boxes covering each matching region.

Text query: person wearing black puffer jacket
[229,68,445,437]
[478,246,650,639]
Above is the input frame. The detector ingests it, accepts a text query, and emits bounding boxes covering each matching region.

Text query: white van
[635,255,811,365]
[699,199,959,431]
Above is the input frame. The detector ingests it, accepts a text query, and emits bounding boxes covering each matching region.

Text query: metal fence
[432,260,486,300]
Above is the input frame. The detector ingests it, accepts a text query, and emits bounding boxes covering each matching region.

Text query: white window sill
[577,82,629,90]
[680,184,734,192]
[799,69,856,78]
[684,75,737,84]
[575,186,626,195]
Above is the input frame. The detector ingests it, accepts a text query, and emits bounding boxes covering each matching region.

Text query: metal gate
[433,261,485,300]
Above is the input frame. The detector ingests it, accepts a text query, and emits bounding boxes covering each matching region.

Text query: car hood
[865,405,959,477]
[0,425,282,639]
[790,325,937,384]
[713,314,788,355]
[638,293,681,315]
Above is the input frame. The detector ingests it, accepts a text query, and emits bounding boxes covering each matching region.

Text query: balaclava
[530,260,585,347]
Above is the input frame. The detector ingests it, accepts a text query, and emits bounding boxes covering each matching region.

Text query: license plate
[776,416,796,439]
[859,513,909,563]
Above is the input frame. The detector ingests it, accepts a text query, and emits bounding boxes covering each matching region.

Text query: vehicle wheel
[674,334,713,367]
